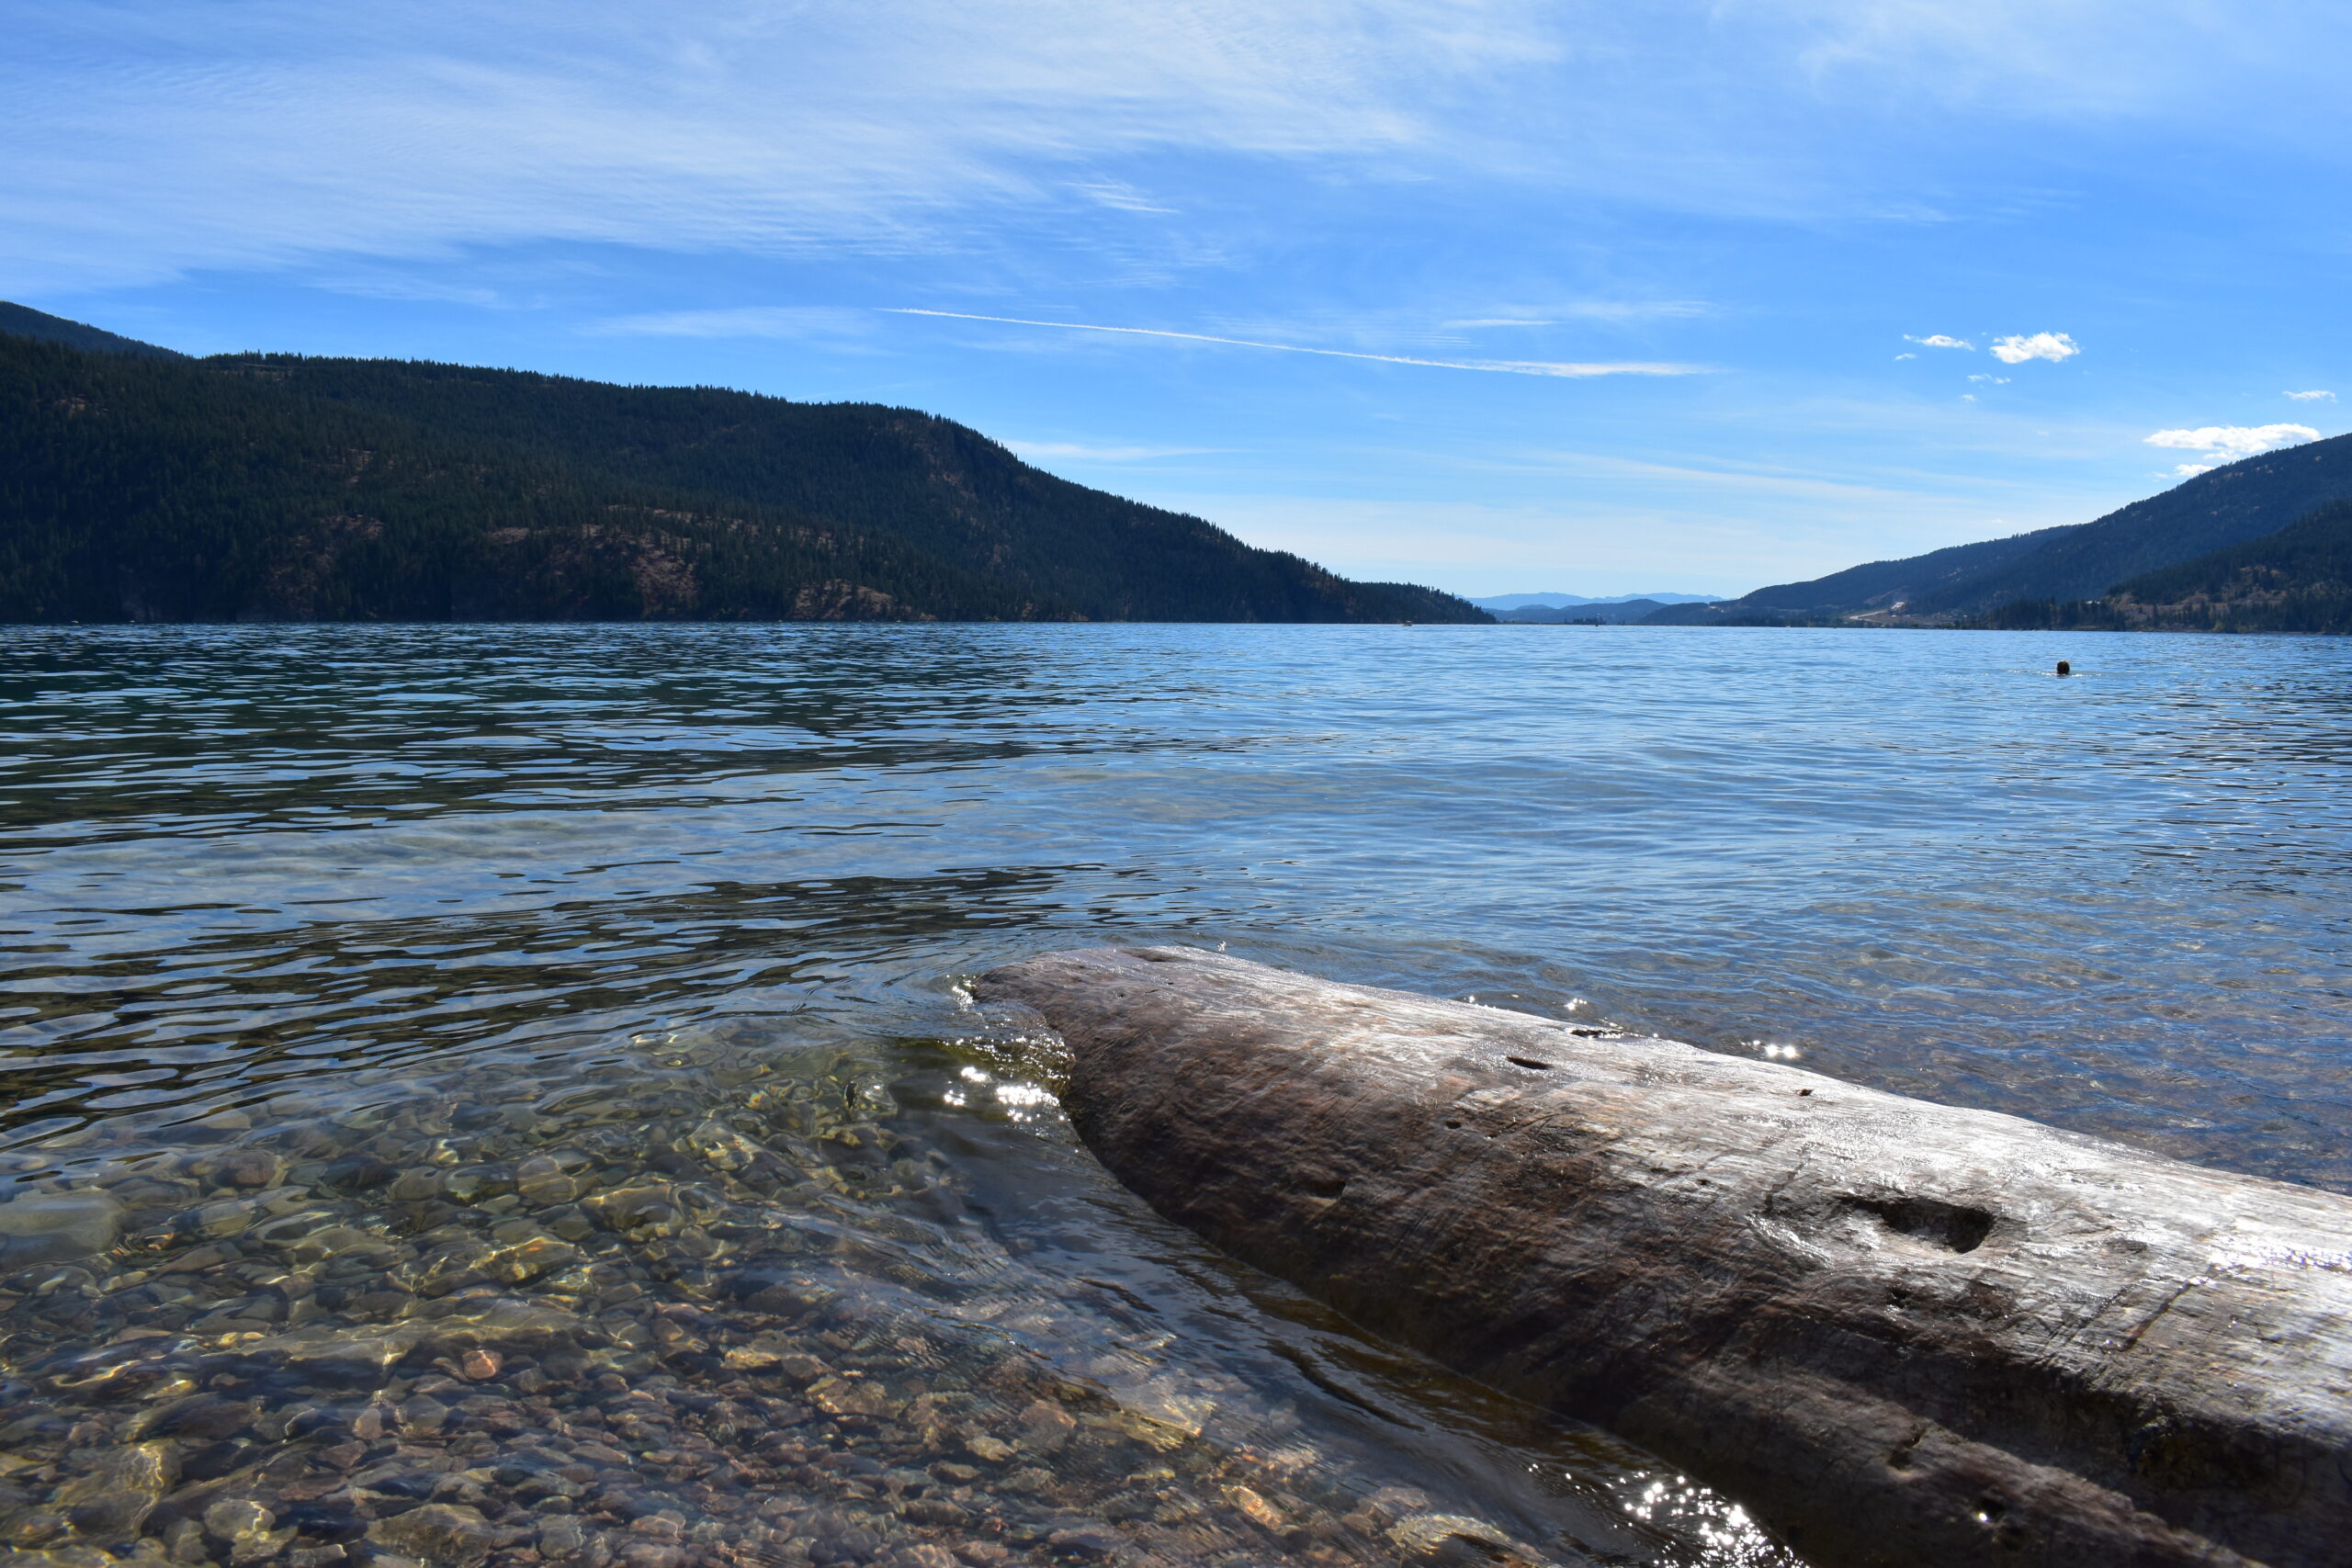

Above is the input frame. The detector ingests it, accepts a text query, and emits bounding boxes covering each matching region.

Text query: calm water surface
[2,624,2348,1568]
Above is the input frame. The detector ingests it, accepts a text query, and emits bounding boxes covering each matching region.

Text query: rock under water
[0,1010,1680,1568]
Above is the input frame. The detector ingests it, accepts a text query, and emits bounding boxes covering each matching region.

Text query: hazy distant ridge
[1468,592,1716,610]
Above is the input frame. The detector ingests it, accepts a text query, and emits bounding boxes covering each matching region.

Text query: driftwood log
[971,945,2352,1568]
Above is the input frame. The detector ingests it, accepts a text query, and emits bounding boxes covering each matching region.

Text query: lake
[3,623,2347,1568]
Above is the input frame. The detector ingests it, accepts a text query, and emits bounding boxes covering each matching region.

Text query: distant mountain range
[0,303,1486,626]
[1466,591,1714,624]
[1468,591,1717,610]
[1644,433,2352,633]
[1488,601,1670,624]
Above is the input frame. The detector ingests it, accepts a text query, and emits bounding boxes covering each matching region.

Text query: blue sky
[6,1,2348,596]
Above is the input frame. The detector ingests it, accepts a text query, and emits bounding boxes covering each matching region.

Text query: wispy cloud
[1446,302,1709,326]
[1991,332,2079,365]
[1071,182,1176,214]
[2144,423,2320,460]
[883,309,1712,378]
[1006,439,1220,462]
[1894,352,1917,360]
[1479,446,1974,506]
[1968,373,2009,384]
[2285,389,2336,401]
[4,1,1560,292]
[1905,333,1973,349]
[6,0,2344,299]
[591,307,871,339]
[1179,446,2101,593]
[2168,464,2216,478]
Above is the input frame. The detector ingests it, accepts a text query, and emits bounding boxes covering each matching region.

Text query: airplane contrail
[883,309,1708,378]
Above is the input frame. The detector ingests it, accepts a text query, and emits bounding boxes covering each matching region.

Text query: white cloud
[1070,182,1177,214]
[591,306,871,338]
[11,0,2339,297]
[883,308,1713,378]
[2169,463,2216,478]
[2285,389,2336,401]
[1446,302,1709,325]
[1990,332,2079,365]
[1007,440,1220,461]
[2,0,1562,292]
[1894,352,1916,360]
[1967,373,2008,384]
[1905,334,1973,349]
[2143,423,2321,461]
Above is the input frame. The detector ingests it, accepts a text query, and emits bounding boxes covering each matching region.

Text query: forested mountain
[1663,434,2352,624]
[0,320,1484,625]
[1914,437,2352,614]
[1,335,1033,622]
[0,301,186,360]
[1731,524,2079,616]
[1984,501,2352,634]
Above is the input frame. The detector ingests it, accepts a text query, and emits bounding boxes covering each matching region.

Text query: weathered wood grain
[972,945,2352,1568]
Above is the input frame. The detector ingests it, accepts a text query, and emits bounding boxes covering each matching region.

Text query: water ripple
[1,621,2348,1568]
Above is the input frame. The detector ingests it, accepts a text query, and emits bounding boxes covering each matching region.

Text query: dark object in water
[973,945,2352,1568]
[2056,659,2072,675]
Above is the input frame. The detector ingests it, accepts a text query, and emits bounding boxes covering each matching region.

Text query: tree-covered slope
[0,334,1041,623]
[0,301,186,360]
[1911,435,2352,614]
[1984,501,2352,634]
[1690,434,2352,623]
[0,327,1486,624]
[2115,499,2352,608]
[198,355,1480,624]
[1735,525,2078,615]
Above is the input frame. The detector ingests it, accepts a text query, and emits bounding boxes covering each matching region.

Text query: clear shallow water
[2,623,2348,1568]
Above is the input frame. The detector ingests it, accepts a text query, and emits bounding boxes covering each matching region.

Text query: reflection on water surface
[5,623,2350,1568]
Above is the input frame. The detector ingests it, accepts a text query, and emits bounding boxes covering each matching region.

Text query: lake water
[3,623,2348,1568]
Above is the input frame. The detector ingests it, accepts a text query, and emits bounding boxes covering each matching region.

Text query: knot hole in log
[1846,1195,1996,1253]
[1505,1055,1554,1071]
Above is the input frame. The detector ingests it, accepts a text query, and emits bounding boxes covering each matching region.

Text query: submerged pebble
[0,1025,1695,1568]
[0,1194,125,1271]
